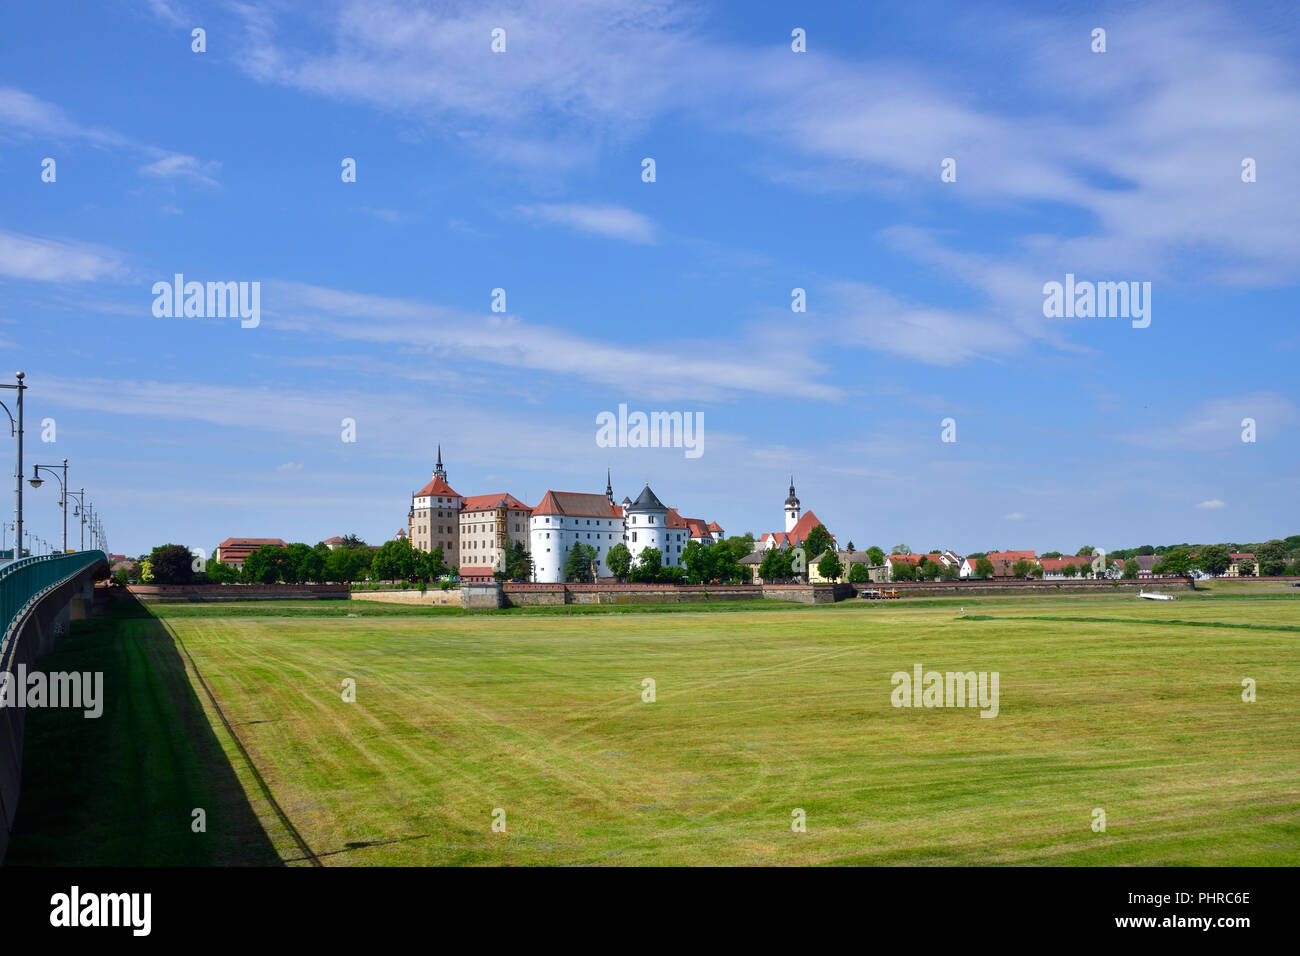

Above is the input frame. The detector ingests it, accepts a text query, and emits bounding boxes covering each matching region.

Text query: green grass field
[8,588,1300,866]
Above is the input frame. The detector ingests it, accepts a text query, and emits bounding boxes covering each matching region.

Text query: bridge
[0,550,109,860]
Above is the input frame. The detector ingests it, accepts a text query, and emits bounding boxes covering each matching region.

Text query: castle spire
[605,467,614,505]
[434,445,446,481]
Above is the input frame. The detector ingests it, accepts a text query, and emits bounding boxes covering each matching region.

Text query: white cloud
[265,280,841,403]
[0,230,123,282]
[516,203,655,244]
[1195,499,1225,509]
[275,462,305,472]
[139,153,220,186]
[1003,512,1025,521]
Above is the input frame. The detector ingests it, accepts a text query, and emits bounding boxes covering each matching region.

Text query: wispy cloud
[0,229,124,282]
[516,202,655,244]
[1195,499,1225,509]
[139,153,220,186]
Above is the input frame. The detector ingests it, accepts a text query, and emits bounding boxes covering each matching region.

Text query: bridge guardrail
[0,551,108,653]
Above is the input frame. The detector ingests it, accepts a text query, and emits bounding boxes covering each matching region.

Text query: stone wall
[129,583,349,602]
[853,577,1197,597]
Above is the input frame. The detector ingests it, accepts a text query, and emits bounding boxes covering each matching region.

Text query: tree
[1157,549,1191,576]
[1011,558,1034,578]
[138,560,154,583]
[147,544,194,585]
[802,525,834,564]
[866,546,885,567]
[817,550,844,582]
[656,565,687,585]
[892,544,912,555]
[1198,544,1231,577]
[340,534,367,549]
[846,540,855,552]
[848,562,870,583]
[915,557,935,580]
[606,542,632,581]
[940,563,958,581]
[283,542,319,584]
[630,547,662,584]
[324,546,363,583]
[1062,563,1078,578]
[1042,551,1063,559]
[206,560,238,584]
[1258,539,1287,576]
[891,561,916,582]
[975,556,994,578]
[113,566,131,587]
[682,540,711,584]
[503,540,532,581]
[1237,558,1255,577]
[759,547,795,583]
[1076,545,1096,556]
[1123,558,1139,579]
[372,538,418,582]
[565,543,598,583]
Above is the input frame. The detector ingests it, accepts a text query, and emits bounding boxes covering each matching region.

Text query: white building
[528,476,693,583]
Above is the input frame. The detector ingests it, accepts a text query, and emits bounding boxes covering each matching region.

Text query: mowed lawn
[14,590,1300,865]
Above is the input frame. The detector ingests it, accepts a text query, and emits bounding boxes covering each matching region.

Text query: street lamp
[29,457,68,552]
[0,371,25,562]
[66,488,87,551]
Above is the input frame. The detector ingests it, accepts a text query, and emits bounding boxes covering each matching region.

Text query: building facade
[408,446,461,568]
[459,493,532,581]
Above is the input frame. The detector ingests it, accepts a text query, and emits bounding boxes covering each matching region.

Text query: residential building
[215,537,287,569]
[1226,552,1256,577]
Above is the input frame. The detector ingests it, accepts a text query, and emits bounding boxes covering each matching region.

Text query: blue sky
[1,0,1296,557]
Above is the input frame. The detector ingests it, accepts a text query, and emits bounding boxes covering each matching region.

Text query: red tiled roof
[395,529,407,537]
[686,518,710,536]
[665,508,689,530]
[217,537,285,548]
[461,493,530,512]
[760,510,830,549]
[707,521,723,532]
[414,476,461,498]
[986,550,1037,562]
[323,536,344,544]
[1230,552,1255,560]
[532,491,622,518]
[458,565,494,575]
[1039,556,1093,571]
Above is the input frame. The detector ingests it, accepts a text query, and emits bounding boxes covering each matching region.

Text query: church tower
[605,468,614,507]
[784,476,801,532]
[434,444,447,481]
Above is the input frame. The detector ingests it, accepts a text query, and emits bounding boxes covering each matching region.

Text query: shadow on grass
[5,591,282,865]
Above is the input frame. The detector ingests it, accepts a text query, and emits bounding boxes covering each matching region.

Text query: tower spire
[434,445,446,481]
[605,467,614,505]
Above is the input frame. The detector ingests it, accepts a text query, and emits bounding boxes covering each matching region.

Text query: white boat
[1138,590,1175,601]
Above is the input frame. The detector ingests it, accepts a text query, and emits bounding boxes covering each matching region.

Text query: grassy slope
[5,601,282,865]
[55,590,1295,866]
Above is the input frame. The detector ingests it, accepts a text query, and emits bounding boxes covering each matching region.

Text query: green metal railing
[0,551,107,645]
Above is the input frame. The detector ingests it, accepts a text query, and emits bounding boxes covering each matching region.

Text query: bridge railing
[0,551,108,647]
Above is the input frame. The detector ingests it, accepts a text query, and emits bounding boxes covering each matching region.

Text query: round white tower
[625,484,669,565]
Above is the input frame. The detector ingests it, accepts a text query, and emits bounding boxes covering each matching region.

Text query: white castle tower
[784,476,801,532]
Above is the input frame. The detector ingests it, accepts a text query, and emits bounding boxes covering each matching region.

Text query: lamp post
[29,457,68,552]
[66,489,87,551]
[0,371,25,561]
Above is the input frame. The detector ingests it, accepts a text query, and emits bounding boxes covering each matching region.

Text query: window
[649,517,655,525]
[632,532,638,542]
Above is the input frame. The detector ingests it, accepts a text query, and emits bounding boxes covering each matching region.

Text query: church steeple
[605,468,614,506]
[433,445,446,481]
[784,475,801,532]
